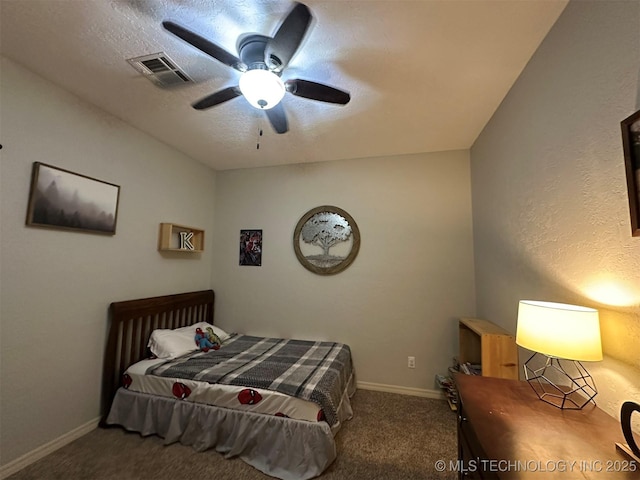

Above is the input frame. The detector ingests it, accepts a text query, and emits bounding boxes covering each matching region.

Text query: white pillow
[148,329,196,359]
[148,322,231,359]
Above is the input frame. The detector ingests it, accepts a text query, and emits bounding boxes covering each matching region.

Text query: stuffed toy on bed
[206,327,222,347]
[194,327,220,352]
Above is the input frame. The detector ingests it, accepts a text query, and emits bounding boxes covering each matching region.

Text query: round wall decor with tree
[293,205,360,275]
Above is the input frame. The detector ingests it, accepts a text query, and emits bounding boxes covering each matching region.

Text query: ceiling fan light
[239,69,285,110]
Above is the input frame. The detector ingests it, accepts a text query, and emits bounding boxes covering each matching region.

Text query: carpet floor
[7,389,458,480]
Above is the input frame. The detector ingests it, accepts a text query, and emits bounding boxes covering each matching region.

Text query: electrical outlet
[408,356,415,368]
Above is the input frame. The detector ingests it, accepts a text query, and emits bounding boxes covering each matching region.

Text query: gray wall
[211,152,476,392]
[471,0,640,419]
[0,57,217,465]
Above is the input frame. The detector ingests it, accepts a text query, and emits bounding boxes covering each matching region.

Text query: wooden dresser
[456,374,638,479]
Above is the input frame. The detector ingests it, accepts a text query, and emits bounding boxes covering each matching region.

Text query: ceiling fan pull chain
[256,127,263,150]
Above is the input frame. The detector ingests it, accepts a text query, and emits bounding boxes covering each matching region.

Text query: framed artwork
[621,109,640,237]
[25,162,120,235]
[239,229,262,266]
[293,205,360,275]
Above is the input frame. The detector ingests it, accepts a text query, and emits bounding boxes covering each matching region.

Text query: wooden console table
[456,374,637,479]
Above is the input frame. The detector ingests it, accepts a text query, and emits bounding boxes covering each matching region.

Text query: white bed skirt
[106,377,355,480]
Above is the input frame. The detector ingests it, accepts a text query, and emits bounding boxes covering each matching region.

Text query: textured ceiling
[0,0,568,171]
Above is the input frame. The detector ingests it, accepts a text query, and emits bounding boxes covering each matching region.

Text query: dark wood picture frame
[26,162,120,235]
[293,205,360,275]
[621,109,640,237]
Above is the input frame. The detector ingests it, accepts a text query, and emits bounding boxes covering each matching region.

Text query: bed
[102,290,356,480]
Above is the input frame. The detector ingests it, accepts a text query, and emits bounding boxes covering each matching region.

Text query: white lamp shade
[238,69,285,110]
[516,300,602,362]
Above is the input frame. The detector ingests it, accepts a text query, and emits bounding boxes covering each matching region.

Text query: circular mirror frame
[293,205,361,275]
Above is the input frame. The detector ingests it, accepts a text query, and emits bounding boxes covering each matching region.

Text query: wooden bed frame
[101,289,215,421]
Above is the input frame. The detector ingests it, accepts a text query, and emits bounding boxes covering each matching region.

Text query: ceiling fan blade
[192,86,242,110]
[265,103,289,134]
[265,3,312,71]
[163,21,246,72]
[285,79,350,105]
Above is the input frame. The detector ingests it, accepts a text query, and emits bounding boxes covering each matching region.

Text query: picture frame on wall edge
[621,109,640,237]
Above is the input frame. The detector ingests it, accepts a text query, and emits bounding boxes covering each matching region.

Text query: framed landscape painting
[621,110,640,237]
[25,162,120,235]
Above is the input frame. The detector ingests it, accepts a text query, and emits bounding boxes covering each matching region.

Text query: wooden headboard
[101,290,215,421]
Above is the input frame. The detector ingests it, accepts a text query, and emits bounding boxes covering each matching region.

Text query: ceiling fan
[163,2,351,134]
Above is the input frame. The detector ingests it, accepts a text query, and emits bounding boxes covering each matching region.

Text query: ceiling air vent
[127,53,192,88]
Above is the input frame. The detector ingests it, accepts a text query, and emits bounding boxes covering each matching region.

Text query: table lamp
[516,300,602,409]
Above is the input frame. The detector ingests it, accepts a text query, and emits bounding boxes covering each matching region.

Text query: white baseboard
[357,381,444,400]
[0,416,101,479]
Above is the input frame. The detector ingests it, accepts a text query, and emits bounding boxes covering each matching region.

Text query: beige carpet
[8,390,458,480]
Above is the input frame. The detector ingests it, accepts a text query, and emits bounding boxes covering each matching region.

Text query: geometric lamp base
[523,353,598,409]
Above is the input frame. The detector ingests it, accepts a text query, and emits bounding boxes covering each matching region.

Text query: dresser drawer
[458,400,499,480]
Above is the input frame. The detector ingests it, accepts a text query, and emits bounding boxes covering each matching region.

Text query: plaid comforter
[148,335,354,427]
